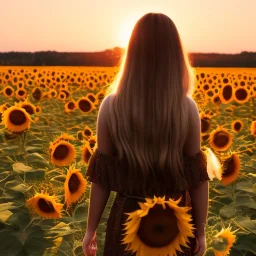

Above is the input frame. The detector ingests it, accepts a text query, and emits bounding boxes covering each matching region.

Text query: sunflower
[209,126,232,152]
[64,100,77,113]
[82,126,93,139]
[200,112,212,134]
[86,81,96,90]
[15,88,27,100]
[88,136,97,150]
[58,91,67,101]
[221,153,240,185]
[77,97,96,113]
[81,143,93,165]
[96,89,106,102]
[52,133,76,145]
[77,131,83,140]
[35,105,42,114]
[49,140,76,166]
[212,225,237,256]
[26,191,63,219]
[31,87,43,101]
[250,121,256,137]
[234,87,250,104]
[17,99,37,115]
[219,85,234,104]
[64,165,87,208]
[16,81,25,89]
[231,120,243,133]
[86,93,99,105]
[0,105,33,133]
[49,89,58,98]
[60,89,71,98]
[121,196,195,256]
[2,86,14,97]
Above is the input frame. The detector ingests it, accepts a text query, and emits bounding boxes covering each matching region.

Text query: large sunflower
[81,142,93,165]
[0,105,33,133]
[212,226,237,256]
[209,126,232,152]
[64,166,87,208]
[52,133,76,145]
[221,153,240,185]
[121,196,195,256]
[49,140,76,166]
[26,191,63,219]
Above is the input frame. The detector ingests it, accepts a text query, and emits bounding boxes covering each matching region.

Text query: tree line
[0,47,255,67]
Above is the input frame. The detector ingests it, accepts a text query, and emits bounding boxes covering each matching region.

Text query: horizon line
[0,48,255,55]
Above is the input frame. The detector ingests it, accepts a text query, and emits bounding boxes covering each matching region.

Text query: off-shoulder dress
[85,148,210,256]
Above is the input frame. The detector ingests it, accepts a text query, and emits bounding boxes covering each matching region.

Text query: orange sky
[1,0,255,53]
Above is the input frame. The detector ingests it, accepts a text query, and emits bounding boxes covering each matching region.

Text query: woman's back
[84,13,209,256]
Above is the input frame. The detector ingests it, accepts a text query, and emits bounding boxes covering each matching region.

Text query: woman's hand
[193,234,206,256]
[82,230,97,256]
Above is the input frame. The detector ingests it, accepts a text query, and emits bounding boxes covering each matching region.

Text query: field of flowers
[0,67,255,256]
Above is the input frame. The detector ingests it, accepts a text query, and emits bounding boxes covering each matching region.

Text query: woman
[83,13,209,256]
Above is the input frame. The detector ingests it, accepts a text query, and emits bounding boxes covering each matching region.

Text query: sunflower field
[0,67,255,256]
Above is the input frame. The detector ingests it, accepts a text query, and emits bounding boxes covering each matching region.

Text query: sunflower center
[9,110,27,125]
[22,105,35,115]
[137,205,179,248]
[38,198,55,213]
[213,96,221,104]
[84,129,91,136]
[88,95,95,102]
[234,122,241,131]
[68,102,75,110]
[78,99,91,112]
[83,148,91,163]
[235,88,247,101]
[201,118,210,133]
[223,85,233,101]
[32,88,42,100]
[53,144,69,160]
[213,131,230,148]
[222,155,235,177]
[68,173,80,193]
[6,88,13,95]
[18,90,25,96]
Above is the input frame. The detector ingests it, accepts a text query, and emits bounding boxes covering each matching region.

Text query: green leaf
[233,216,256,234]
[13,162,33,173]
[236,181,256,193]
[219,202,236,218]
[0,210,13,222]
[235,235,256,254]
[5,180,30,193]
[0,232,23,255]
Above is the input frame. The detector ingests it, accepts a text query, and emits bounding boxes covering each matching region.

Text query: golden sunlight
[118,14,138,48]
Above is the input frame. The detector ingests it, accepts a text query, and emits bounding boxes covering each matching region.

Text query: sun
[118,15,138,48]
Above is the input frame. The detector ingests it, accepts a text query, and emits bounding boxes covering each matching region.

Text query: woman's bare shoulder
[183,96,201,157]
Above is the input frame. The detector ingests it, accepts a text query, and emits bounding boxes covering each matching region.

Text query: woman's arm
[184,96,209,236]
[189,181,209,236]
[86,183,111,233]
[86,94,115,233]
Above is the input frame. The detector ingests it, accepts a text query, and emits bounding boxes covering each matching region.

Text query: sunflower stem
[23,217,37,232]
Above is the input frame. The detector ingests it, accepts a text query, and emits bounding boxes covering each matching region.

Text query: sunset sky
[1,0,255,53]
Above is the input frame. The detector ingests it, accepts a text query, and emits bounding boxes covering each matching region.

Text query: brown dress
[86,148,210,256]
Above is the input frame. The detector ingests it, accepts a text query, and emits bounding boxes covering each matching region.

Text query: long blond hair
[106,13,195,196]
